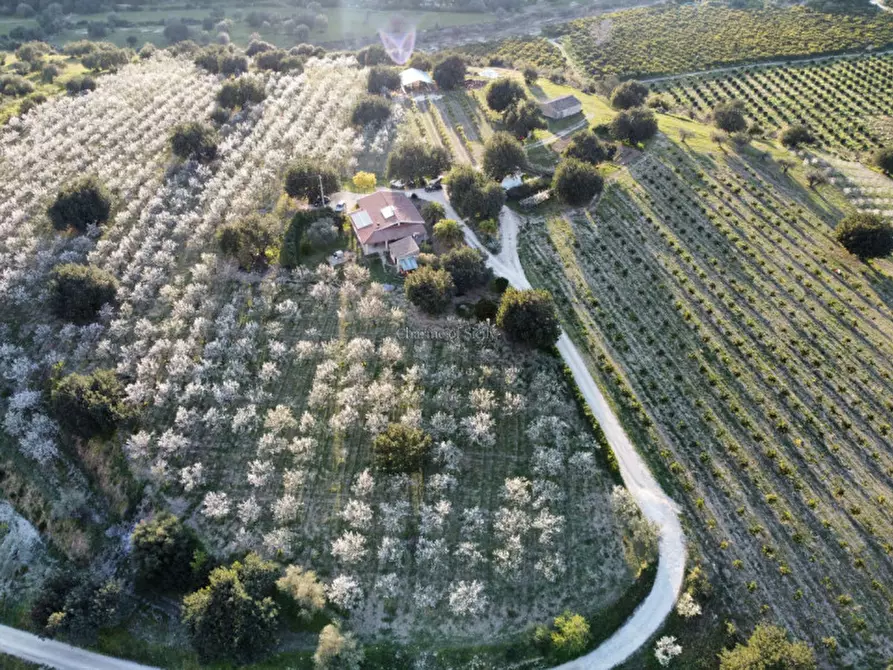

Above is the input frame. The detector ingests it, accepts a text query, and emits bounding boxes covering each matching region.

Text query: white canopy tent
[400,68,434,90]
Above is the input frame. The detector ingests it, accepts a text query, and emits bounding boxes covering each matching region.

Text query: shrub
[0,73,34,96]
[420,200,446,227]
[409,53,433,71]
[82,47,131,71]
[40,63,60,83]
[404,265,455,314]
[170,122,218,162]
[368,65,401,93]
[386,141,451,183]
[564,130,612,164]
[713,100,747,133]
[372,424,433,473]
[356,43,388,66]
[246,39,274,56]
[349,94,391,127]
[314,624,363,670]
[719,624,815,670]
[779,124,815,148]
[31,572,122,642]
[131,513,199,592]
[433,55,467,90]
[485,77,526,112]
[474,297,498,321]
[277,566,326,622]
[873,146,893,175]
[482,131,527,181]
[505,176,551,201]
[280,209,327,268]
[284,159,340,202]
[610,80,648,109]
[835,212,893,259]
[217,214,279,271]
[442,246,490,294]
[51,369,132,439]
[47,177,112,233]
[523,65,538,84]
[50,263,117,324]
[217,77,266,109]
[183,554,280,664]
[610,107,658,144]
[551,611,591,661]
[496,287,560,349]
[489,276,509,294]
[553,158,604,206]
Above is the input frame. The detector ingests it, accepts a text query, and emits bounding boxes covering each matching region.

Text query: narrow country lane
[0,624,159,670]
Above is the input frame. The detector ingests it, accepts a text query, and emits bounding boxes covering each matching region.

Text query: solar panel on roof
[353,211,373,229]
[381,205,396,219]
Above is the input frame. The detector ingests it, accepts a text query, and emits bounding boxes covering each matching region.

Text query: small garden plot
[521,141,893,665]
[658,54,893,156]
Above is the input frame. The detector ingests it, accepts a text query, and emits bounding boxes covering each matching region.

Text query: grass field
[520,130,893,666]
[0,52,87,124]
[558,4,893,80]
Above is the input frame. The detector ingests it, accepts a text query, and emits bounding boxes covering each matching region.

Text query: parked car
[389,179,405,189]
[332,200,346,213]
[424,176,443,192]
[312,195,331,208]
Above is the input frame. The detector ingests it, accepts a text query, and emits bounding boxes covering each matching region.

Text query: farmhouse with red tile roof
[348,191,428,256]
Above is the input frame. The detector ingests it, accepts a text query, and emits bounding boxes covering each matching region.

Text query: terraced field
[657,53,893,156]
[521,138,893,667]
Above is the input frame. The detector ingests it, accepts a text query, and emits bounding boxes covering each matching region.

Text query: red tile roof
[349,191,426,245]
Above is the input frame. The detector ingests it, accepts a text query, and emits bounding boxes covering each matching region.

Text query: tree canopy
[719,624,816,670]
[131,513,199,592]
[404,265,455,314]
[217,214,279,272]
[485,77,526,113]
[496,288,560,349]
[503,98,546,139]
[447,165,506,222]
[564,130,612,165]
[48,176,113,233]
[713,100,747,133]
[50,263,117,324]
[170,122,218,162]
[433,218,465,248]
[873,146,893,175]
[284,159,340,202]
[835,212,893,259]
[779,124,815,148]
[441,246,490,294]
[553,158,604,207]
[217,77,266,109]
[372,424,433,474]
[51,369,132,439]
[610,107,658,144]
[610,80,649,109]
[482,131,527,181]
[349,94,391,127]
[182,554,280,664]
[367,66,400,93]
[433,55,467,90]
[386,141,451,183]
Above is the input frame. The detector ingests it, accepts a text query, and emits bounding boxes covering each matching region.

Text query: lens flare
[379,18,416,65]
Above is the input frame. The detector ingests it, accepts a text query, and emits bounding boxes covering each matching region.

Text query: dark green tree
[433,218,464,248]
[442,246,490,294]
[496,288,560,349]
[217,77,266,109]
[367,66,401,93]
[522,65,538,84]
[217,214,279,271]
[563,129,611,165]
[47,176,112,233]
[610,107,658,144]
[503,98,546,139]
[835,212,893,259]
[350,94,391,126]
[372,424,433,474]
[553,158,604,207]
[386,141,451,183]
[485,77,526,113]
[404,265,455,314]
[50,263,118,324]
[610,80,649,109]
[779,124,815,148]
[719,624,816,670]
[712,100,747,133]
[433,55,467,90]
[284,159,340,202]
[182,554,280,664]
[873,146,893,175]
[131,513,199,592]
[170,122,218,162]
[420,200,446,227]
[51,369,132,439]
[482,131,527,181]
